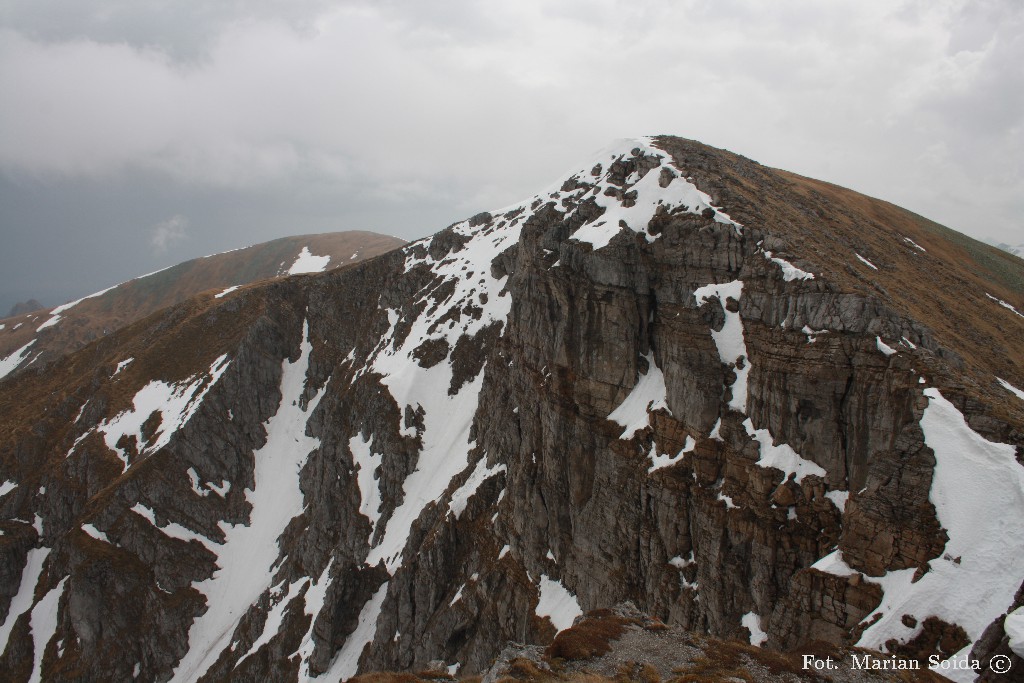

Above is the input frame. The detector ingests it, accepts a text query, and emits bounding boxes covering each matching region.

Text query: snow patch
[648,435,695,473]
[811,550,857,577]
[742,612,768,647]
[802,325,828,343]
[363,371,484,572]
[0,480,15,498]
[214,286,240,299]
[0,339,36,380]
[295,559,335,682]
[608,353,670,439]
[36,283,119,331]
[287,247,331,275]
[236,578,308,667]
[323,581,389,681]
[27,577,67,683]
[186,468,229,498]
[985,293,1024,318]
[744,419,826,484]
[815,391,1024,671]
[132,503,216,551]
[186,468,207,497]
[903,237,926,252]
[351,434,384,538]
[717,491,738,509]
[855,253,879,270]
[764,251,814,281]
[669,553,694,569]
[875,337,896,357]
[694,281,749,413]
[0,547,51,652]
[207,480,230,497]
[997,377,1024,401]
[112,358,134,376]
[97,354,230,469]
[82,524,109,543]
[449,457,507,519]
[568,140,739,250]
[536,575,582,633]
[824,490,849,512]
[1005,607,1024,658]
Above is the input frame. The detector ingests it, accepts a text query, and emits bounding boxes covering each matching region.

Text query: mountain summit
[1,136,1022,682]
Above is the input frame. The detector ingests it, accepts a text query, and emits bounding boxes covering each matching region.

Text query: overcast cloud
[1,0,1021,311]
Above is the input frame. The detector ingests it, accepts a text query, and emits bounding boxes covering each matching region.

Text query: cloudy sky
[1,0,1021,312]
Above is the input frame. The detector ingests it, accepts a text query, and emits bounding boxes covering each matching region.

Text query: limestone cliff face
[1,137,1022,682]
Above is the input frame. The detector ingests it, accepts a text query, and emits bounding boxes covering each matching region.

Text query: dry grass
[495,658,557,683]
[350,673,434,683]
[548,610,638,661]
[614,662,661,683]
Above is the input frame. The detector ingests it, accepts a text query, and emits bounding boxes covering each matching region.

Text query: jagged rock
[481,643,549,683]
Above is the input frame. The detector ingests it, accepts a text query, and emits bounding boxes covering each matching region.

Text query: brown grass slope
[0,230,404,373]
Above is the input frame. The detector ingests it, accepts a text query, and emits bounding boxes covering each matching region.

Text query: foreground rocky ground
[357,605,956,683]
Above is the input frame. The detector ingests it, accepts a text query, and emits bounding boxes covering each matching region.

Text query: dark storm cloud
[1,0,1021,310]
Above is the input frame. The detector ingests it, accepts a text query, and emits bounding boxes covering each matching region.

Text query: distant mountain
[0,231,404,379]
[5,300,44,318]
[1,138,1023,682]
[996,242,1024,259]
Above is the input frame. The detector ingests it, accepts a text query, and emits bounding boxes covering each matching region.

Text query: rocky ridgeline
[1,137,1022,682]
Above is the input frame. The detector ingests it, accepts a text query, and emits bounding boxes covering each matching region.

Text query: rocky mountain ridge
[0,136,1022,683]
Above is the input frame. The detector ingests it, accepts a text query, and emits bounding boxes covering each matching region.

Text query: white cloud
[151,215,189,252]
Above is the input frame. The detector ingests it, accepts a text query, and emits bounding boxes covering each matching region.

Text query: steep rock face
[1,137,1022,682]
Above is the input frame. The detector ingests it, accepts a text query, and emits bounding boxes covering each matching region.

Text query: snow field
[169,322,325,682]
